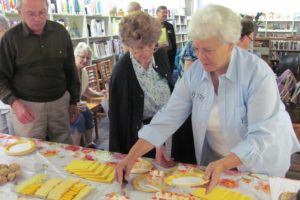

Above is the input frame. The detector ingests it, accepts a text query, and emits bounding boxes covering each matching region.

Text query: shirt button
[165,74,168,77]
[41,45,44,48]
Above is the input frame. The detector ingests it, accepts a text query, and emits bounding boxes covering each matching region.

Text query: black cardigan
[109,49,173,155]
[109,49,196,163]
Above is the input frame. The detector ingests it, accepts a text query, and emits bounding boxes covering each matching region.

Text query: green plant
[240,12,264,27]
[254,12,264,26]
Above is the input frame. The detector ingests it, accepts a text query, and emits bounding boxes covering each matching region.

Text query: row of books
[91,38,123,60]
[50,0,102,15]
[270,51,290,61]
[270,40,300,51]
[88,19,106,37]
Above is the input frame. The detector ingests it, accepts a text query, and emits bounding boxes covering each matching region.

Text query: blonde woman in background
[72,42,104,148]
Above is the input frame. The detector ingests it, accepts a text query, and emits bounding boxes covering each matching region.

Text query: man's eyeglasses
[24,10,47,18]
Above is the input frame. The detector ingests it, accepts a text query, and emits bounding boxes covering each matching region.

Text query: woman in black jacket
[109,11,196,165]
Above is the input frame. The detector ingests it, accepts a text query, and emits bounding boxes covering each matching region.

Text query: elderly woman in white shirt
[115,4,300,193]
[0,15,14,135]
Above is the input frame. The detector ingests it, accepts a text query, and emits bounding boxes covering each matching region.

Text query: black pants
[171,115,197,164]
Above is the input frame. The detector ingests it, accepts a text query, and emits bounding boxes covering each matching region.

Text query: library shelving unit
[257,19,300,38]
[174,15,188,48]
[269,38,300,69]
[0,2,123,65]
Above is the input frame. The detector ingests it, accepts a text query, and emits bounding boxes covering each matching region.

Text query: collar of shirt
[22,20,55,38]
[129,52,156,75]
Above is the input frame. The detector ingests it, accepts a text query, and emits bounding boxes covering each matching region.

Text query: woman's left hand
[155,146,176,168]
[203,160,225,194]
[203,153,242,194]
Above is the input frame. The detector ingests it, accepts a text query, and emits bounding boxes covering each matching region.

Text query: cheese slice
[15,174,48,194]
[34,178,62,198]
[47,178,80,200]
[73,186,93,200]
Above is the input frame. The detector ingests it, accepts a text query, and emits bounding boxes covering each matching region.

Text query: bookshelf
[0,0,123,64]
[257,19,300,38]
[174,15,188,48]
[269,38,300,69]
[1,0,189,63]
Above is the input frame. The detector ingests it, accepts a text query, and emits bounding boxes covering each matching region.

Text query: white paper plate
[3,140,36,156]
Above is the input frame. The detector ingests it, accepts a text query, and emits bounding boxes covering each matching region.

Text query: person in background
[238,16,254,49]
[0,16,14,135]
[109,11,191,167]
[156,5,177,73]
[72,42,104,148]
[176,40,197,79]
[127,1,142,14]
[115,4,300,194]
[0,0,80,143]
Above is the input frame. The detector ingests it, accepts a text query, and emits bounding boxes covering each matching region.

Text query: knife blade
[121,171,128,196]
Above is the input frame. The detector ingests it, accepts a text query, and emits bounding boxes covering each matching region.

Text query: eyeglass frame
[246,34,254,41]
[77,54,91,61]
[22,9,48,18]
[192,43,227,58]
[129,44,160,55]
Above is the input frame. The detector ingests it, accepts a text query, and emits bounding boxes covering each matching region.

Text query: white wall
[196,0,300,14]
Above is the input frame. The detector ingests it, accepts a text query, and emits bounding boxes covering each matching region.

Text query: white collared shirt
[139,47,300,177]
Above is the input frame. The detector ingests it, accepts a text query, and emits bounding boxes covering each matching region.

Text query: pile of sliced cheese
[15,174,93,200]
[64,160,115,183]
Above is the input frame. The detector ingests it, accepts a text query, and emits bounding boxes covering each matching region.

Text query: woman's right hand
[115,158,135,183]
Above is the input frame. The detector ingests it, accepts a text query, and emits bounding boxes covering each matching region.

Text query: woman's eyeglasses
[246,35,253,41]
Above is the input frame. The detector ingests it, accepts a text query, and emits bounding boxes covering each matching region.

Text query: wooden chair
[84,64,101,92]
[97,59,112,90]
[81,64,101,141]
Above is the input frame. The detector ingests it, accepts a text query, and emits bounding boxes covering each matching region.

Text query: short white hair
[74,42,92,57]
[188,4,241,44]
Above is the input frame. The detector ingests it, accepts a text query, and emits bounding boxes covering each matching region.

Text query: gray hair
[16,0,48,9]
[156,5,167,14]
[188,4,241,44]
[119,11,161,48]
[127,2,142,13]
[0,16,10,30]
[74,42,92,57]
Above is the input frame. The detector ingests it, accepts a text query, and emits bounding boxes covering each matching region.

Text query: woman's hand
[155,146,176,168]
[203,153,242,194]
[115,157,135,183]
[203,160,225,193]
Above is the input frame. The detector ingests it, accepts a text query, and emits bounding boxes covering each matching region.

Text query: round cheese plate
[3,140,36,156]
[131,158,153,174]
[164,173,208,187]
[132,174,169,193]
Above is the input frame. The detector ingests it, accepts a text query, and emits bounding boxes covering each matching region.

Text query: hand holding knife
[121,170,128,196]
